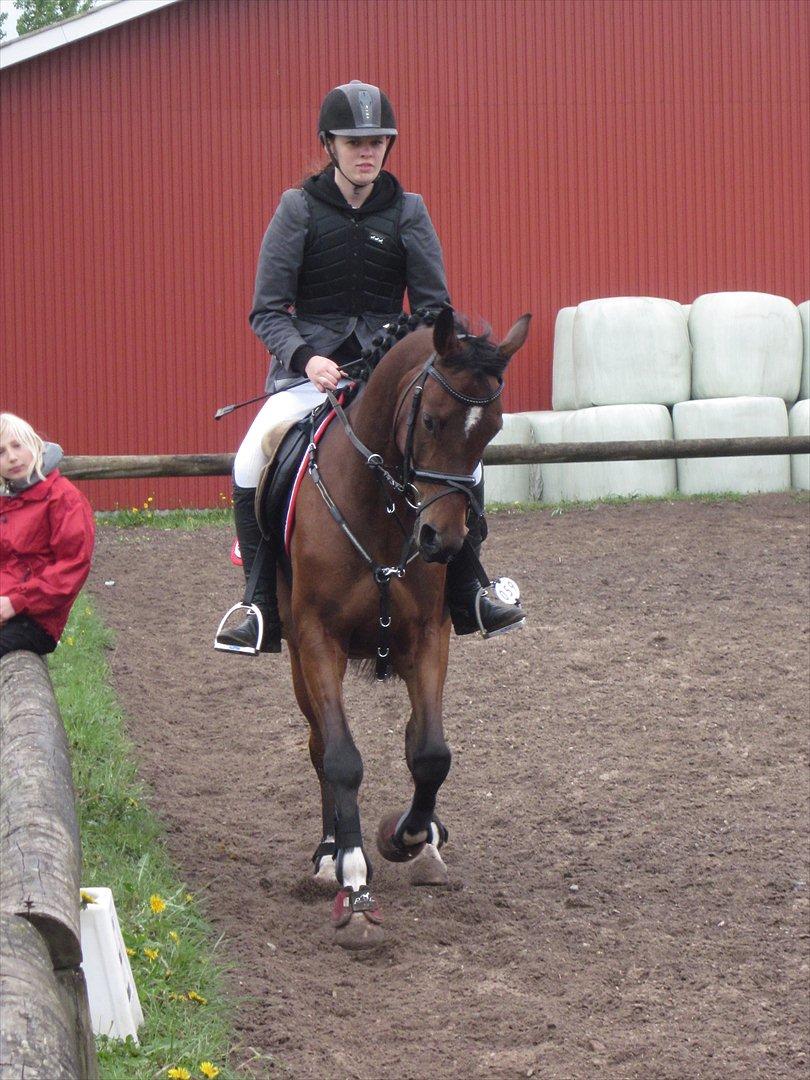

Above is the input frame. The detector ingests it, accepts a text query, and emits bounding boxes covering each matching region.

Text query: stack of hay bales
[493,291,808,504]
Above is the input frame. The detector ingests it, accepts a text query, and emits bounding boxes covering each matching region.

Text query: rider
[215,80,525,654]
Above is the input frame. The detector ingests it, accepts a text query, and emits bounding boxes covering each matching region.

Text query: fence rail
[60,436,810,480]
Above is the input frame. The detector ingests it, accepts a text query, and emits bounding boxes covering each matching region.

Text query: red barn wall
[2,0,808,509]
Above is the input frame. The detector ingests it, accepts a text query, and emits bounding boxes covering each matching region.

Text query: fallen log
[0,653,82,969]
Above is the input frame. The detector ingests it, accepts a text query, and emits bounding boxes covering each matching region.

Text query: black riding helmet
[318,80,398,185]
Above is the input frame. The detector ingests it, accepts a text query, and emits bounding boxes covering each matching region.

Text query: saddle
[254,383,362,555]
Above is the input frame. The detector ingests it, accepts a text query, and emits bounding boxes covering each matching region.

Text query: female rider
[216,80,524,654]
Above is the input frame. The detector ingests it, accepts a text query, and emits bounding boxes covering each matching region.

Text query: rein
[307,342,503,678]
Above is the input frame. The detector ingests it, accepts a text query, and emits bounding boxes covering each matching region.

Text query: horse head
[397,306,531,564]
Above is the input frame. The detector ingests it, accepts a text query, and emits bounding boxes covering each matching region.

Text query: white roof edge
[0,0,181,71]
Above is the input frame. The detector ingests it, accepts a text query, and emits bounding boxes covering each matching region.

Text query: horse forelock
[442,331,509,381]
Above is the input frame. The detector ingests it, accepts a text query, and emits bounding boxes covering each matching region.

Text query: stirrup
[475,577,525,639]
[214,602,264,655]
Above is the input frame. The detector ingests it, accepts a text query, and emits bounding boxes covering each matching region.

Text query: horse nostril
[418,523,440,557]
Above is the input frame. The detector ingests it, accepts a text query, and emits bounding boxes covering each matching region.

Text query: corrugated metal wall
[2,0,808,509]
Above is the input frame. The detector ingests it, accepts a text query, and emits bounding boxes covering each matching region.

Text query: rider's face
[330,135,389,185]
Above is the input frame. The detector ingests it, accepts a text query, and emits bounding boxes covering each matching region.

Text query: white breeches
[233,381,333,488]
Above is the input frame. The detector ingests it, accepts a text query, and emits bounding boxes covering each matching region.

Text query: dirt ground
[87,494,809,1080]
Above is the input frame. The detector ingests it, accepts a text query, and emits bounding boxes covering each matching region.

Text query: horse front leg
[377,631,453,885]
[294,625,383,948]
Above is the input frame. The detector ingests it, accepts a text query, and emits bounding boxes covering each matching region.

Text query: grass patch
[49,599,243,1080]
[484,489,804,514]
[96,508,233,530]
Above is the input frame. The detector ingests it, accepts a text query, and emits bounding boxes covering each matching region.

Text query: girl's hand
[0,596,16,624]
[305,356,346,393]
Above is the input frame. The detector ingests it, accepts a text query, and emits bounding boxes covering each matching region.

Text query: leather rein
[307,350,503,678]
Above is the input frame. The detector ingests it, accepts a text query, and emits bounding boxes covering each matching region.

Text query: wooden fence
[0,652,98,1080]
[58,436,810,480]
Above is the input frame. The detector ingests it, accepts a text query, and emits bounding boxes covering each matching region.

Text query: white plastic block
[572,297,691,407]
[554,404,676,502]
[551,307,577,411]
[524,410,572,504]
[673,396,790,495]
[689,292,802,403]
[484,413,538,503]
[789,398,809,491]
[79,887,143,1041]
[799,301,809,401]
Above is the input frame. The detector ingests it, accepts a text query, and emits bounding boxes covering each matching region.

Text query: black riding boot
[215,484,282,654]
[446,479,525,637]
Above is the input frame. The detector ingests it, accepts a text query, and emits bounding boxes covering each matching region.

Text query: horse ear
[432,305,459,357]
[499,313,532,359]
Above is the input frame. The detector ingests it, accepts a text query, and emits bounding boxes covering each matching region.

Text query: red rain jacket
[0,469,95,642]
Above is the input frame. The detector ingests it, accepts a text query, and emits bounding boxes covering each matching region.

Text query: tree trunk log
[0,914,83,1079]
[0,653,82,968]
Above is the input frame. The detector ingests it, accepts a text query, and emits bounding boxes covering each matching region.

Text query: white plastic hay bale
[572,297,691,407]
[483,413,538,503]
[551,307,577,411]
[79,887,143,1041]
[789,398,809,491]
[556,404,676,503]
[524,410,573,503]
[673,396,790,495]
[689,292,803,403]
[799,301,809,400]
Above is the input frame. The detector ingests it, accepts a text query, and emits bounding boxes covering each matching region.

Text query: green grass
[96,507,233,530]
[49,601,246,1080]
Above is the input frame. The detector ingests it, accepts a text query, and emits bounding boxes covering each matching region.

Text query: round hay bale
[789,398,809,491]
[551,307,577,412]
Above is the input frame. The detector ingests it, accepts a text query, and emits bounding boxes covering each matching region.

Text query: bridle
[307,348,504,677]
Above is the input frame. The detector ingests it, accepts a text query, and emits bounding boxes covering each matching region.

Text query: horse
[275,305,531,948]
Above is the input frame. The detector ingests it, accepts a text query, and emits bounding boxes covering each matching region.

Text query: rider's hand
[0,596,16,625]
[305,356,346,393]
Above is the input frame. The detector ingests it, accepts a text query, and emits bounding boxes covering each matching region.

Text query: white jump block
[673,397,790,495]
[554,404,676,503]
[799,301,809,401]
[572,297,691,407]
[79,887,143,1041]
[484,413,538,503]
[523,410,572,504]
[551,307,577,411]
[689,292,803,403]
[789,399,809,491]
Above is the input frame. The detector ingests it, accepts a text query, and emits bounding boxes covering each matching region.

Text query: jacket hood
[1,441,63,496]
[302,168,403,216]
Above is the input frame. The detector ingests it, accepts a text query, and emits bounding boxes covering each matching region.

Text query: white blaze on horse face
[465,405,484,435]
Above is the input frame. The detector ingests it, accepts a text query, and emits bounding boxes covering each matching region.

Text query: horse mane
[360,309,507,382]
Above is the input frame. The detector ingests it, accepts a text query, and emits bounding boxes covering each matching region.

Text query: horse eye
[423,414,435,433]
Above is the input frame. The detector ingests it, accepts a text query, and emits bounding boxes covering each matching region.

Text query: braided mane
[360,309,507,381]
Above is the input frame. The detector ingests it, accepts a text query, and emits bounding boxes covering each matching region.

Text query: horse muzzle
[416,522,464,564]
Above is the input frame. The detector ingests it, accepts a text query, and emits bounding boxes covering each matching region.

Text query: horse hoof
[408,843,449,887]
[333,912,386,950]
[376,812,426,863]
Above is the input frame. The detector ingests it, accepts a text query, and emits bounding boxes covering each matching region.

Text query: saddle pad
[283,408,340,555]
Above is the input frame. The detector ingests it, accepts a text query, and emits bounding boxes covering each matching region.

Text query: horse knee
[323,740,364,792]
[411,742,452,788]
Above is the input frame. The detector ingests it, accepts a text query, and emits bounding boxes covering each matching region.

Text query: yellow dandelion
[149,894,166,914]
[143,947,159,961]
[169,930,180,944]
[184,892,194,903]
[127,797,139,808]
[167,1069,191,1080]
[186,990,207,1005]
[131,507,138,513]
[65,636,75,646]
[126,947,136,957]
[200,1063,220,1079]
[79,890,96,906]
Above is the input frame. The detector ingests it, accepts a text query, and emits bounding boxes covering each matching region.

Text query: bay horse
[277,305,530,948]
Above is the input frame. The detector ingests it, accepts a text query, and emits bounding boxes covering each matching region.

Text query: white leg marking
[313,834,338,883]
[465,405,483,435]
[340,847,368,891]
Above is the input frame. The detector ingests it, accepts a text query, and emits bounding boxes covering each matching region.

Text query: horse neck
[346,350,422,465]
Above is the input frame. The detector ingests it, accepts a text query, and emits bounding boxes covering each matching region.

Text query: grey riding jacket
[248,169,450,390]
